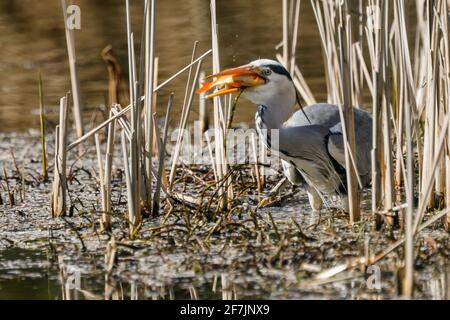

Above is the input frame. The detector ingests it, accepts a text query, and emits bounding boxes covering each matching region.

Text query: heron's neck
[256,101,298,130]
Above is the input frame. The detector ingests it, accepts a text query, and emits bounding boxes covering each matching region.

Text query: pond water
[0,248,227,300]
[0,249,60,299]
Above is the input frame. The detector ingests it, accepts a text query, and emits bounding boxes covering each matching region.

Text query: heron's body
[200,58,373,210]
[255,103,372,209]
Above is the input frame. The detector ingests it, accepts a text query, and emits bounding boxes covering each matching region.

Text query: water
[0,0,325,132]
[0,248,210,300]
[0,249,61,299]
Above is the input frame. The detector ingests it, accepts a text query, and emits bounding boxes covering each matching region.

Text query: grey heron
[199,59,372,211]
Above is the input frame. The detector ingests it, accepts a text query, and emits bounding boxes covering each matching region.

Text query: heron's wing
[285,103,372,134]
[282,103,373,188]
[275,125,343,193]
[281,159,304,185]
[327,118,372,186]
[276,124,330,160]
[284,103,342,128]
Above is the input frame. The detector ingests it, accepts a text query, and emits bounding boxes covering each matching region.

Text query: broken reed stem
[153,93,174,216]
[102,45,123,106]
[38,70,48,180]
[95,133,107,230]
[61,0,83,137]
[102,110,116,231]
[199,71,209,135]
[120,129,135,236]
[52,93,70,217]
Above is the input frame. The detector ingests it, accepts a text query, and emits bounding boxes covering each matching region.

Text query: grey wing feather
[327,113,372,187]
[284,103,373,187]
[276,125,344,194]
[276,124,330,160]
[284,103,343,128]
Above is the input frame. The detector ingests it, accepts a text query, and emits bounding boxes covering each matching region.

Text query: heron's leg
[307,187,323,211]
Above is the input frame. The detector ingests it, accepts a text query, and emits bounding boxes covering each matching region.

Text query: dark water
[0,0,325,132]
[0,249,61,299]
[0,248,258,300]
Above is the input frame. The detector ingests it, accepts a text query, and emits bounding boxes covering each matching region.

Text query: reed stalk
[102,110,116,231]
[61,0,83,137]
[381,0,394,217]
[153,93,174,216]
[52,93,70,217]
[120,129,135,235]
[169,42,200,187]
[337,3,360,222]
[144,0,156,209]
[210,0,230,209]
[38,70,48,180]
[95,132,107,229]
[251,132,262,194]
[199,71,209,136]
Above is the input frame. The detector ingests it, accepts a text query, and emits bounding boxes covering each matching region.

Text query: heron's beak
[197,65,266,99]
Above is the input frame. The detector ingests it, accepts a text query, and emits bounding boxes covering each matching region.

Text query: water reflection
[0,0,325,132]
[1,247,448,300]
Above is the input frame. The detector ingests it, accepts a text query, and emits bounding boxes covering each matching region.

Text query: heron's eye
[261,68,272,77]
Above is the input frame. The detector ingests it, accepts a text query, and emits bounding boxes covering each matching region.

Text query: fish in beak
[197,64,266,99]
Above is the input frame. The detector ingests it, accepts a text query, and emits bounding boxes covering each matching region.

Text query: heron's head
[198,59,296,107]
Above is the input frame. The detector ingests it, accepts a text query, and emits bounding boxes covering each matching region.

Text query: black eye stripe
[265,64,292,80]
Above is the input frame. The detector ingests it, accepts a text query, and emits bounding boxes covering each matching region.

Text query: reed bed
[31,0,450,299]
[288,0,450,298]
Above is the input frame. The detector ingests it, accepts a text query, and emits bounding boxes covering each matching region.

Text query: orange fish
[197,65,266,99]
